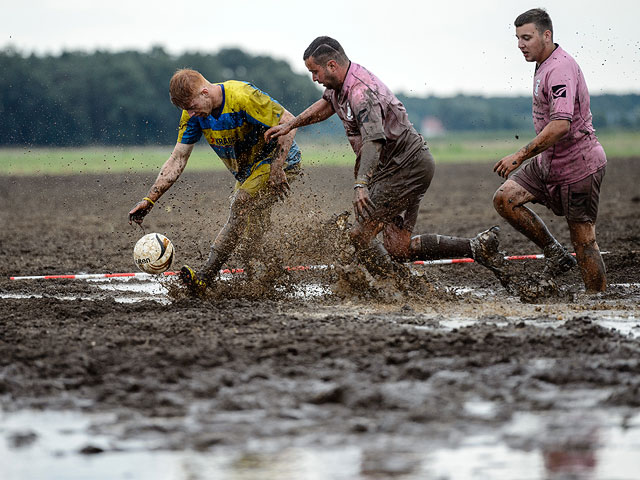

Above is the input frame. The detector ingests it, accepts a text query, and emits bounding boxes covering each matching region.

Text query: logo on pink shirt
[551,85,567,98]
[345,103,354,121]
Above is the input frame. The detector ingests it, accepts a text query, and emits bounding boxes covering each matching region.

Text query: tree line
[1,47,639,146]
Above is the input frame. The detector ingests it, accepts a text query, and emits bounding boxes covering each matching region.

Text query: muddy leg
[237,203,274,279]
[202,189,256,280]
[350,219,391,277]
[409,234,472,260]
[568,220,606,292]
[493,179,557,249]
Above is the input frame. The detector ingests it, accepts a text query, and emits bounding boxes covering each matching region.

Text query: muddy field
[1,156,639,478]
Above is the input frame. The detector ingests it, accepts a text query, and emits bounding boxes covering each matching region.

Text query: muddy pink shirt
[322,62,424,181]
[531,45,606,185]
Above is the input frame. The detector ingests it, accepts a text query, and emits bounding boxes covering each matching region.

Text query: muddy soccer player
[128,68,301,292]
[265,36,503,277]
[492,8,607,292]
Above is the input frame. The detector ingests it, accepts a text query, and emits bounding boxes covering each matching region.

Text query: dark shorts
[368,146,435,232]
[511,160,606,223]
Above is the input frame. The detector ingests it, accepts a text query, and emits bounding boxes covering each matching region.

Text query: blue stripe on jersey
[208,111,245,131]
[212,145,237,160]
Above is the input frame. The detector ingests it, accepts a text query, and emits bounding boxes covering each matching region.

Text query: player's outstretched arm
[128,142,194,225]
[264,99,335,142]
[494,120,570,178]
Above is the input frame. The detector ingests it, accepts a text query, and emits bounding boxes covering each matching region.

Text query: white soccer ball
[133,233,174,274]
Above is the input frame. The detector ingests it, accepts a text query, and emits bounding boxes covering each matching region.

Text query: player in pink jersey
[492,8,607,292]
[266,37,503,280]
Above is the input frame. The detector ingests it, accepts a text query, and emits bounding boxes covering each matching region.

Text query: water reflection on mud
[2,409,638,479]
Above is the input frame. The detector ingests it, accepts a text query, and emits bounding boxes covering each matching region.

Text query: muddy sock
[357,239,396,277]
[411,234,472,260]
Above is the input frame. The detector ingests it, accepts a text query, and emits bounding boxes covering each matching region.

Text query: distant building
[420,116,446,137]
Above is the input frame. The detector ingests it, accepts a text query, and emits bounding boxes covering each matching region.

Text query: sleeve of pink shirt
[547,62,577,122]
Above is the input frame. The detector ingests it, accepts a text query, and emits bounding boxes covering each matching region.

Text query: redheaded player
[129,69,301,292]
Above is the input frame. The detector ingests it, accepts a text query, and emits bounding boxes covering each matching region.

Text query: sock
[411,234,472,260]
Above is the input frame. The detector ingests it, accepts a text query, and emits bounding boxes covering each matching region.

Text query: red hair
[169,69,207,109]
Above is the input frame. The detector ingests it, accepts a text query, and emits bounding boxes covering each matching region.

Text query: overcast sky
[3,0,639,96]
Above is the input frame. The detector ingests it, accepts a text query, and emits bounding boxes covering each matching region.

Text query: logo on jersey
[534,78,541,97]
[345,103,354,121]
[551,85,567,98]
[214,136,235,146]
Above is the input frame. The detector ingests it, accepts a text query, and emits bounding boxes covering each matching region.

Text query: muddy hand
[128,200,152,225]
[264,124,290,143]
[353,187,376,221]
[494,154,521,179]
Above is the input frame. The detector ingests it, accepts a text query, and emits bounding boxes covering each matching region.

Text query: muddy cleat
[470,226,505,273]
[543,242,577,277]
[470,226,517,293]
[179,265,209,294]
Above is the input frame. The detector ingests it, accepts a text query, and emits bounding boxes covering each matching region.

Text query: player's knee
[384,238,410,260]
[572,236,597,251]
[349,226,366,249]
[230,192,255,217]
[569,222,597,250]
[492,189,510,216]
[383,231,411,260]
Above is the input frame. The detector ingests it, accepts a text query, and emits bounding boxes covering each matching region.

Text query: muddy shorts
[235,160,301,196]
[512,160,606,223]
[368,146,435,233]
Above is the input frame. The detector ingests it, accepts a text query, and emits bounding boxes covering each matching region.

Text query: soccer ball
[133,233,174,274]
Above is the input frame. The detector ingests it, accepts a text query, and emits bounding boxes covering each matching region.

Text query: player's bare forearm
[272,110,297,170]
[146,143,193,202]
[128,143,192,224]
[352,140,383,220]
[289,98,335,129]
[265,99,334,142]
[494,120,570,178]
[355,140,383,184]
[516,120,570,160]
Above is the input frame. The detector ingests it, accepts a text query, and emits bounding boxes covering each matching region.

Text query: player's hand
[264,124,292,143]
[353,186,376,221]
[128,199,153,225]
[494,154,522,179]
[268,167,290,202]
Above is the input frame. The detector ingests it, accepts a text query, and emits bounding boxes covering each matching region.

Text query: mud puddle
[404,312,640,338]
[2,408,638,479]
[3,278,639,338]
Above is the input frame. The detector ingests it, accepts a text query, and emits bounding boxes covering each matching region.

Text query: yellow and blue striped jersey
[177,80,300,182]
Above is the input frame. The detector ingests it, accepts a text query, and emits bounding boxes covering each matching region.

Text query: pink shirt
[322,62,424,181]
[531,45,606,185]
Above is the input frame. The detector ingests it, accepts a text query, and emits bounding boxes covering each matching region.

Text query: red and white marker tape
[413,252,583,265]
[9,252,604,281]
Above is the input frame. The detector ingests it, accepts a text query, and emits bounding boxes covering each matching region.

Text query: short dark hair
[515,8,553,38]
[303,36,349,66]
